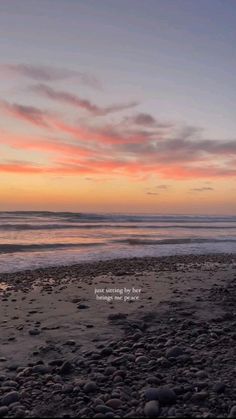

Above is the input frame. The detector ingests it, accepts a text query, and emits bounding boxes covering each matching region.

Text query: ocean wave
[1,211,236,224]
[112,237,236,246]
[0,223,236,232]
[0,242,104,254]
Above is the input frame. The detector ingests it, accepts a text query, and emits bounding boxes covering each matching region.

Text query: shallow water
[0,211,236,272]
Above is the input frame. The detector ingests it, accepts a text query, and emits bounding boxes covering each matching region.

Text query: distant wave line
[0,211,236,224]
[112,237,236,245]
[0,242,104,254]
[0,223,236,231]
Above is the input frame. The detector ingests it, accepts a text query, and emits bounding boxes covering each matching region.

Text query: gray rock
[135,356,149,363]
[106,398,122,410]
[144,388,159,401]
[214,382,226,394]
[59,361,73,375]
[29,329,40,336]
[100,348,113,357]
[165,346,184,359]
[84,381,97,393]
[144,400,160,417]
[229,406,236,418]
[3,380,18,389]
[32,365,50,374]
[196,370,208,379]
[78,303,89,309]
[156,387,176,405]
[65,340,76,346]
[1,391,20,406]
[95,404,113,414]
[0,407,8,418]
[191,391,208,402]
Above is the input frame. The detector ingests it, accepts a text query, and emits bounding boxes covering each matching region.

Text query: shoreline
[0,251,236,279]
[1,253,236,417]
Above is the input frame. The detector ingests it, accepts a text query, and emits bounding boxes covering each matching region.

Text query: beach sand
[0,253,236,417]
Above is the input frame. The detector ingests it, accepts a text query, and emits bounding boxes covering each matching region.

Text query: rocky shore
[0,253,236,418]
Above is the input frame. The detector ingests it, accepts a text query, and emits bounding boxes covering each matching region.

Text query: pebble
[59,361,73,375]
[0,407,8,418]
[229,406,236,418]
[1,391,20,406]
[144,387,159,401]
[84,381,97,393]
[78,303,89,309]
[135,356,149,363]
[214,382,226,394]
[165,346,184,359]
[156,387,177,405]
[95,405,113,414]
[144,400,160,417]
[106,398,122,410]
[28,329,40,336]
[191,391,208,402]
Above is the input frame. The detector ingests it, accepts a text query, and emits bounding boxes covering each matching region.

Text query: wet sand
[0,253,236,418]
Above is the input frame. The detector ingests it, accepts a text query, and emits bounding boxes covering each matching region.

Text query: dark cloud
[190,187,214,192]
[123,113,172,130]
[31,84,138,116]
[0,99,50,127]
[0,64,100,88]
[133,113,156,126]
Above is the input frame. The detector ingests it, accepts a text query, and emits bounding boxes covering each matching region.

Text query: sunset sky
[0,0,236,214]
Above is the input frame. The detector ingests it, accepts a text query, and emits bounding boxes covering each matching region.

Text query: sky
[0,0,236,214]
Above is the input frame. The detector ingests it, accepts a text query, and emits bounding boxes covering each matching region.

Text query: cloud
[1,92,236,180]
[0,100,50,127]
[1,132,94,159]
[123,113,172,131]
[146,192,159,195]
[190,187,214,192]
[31,84,138,116]
[131,113,156,126]
[156,184,169,189]
[0,63,100,88]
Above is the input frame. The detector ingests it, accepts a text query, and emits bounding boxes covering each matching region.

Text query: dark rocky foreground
[0,254,236,418]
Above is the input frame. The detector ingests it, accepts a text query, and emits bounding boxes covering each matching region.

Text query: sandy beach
[0,253,236,417]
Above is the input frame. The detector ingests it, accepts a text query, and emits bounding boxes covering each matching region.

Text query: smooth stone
[156,387,177,405]
[65,340,76,346]
[84,381,97,393]
[95,405,113,414]
[144,400,160,417]
[196,370,208,379]
[32,365,50,374]
[191,391,208,402]
[108,313,127,321]
[106,398,122,410]
[214,382,226,394]
[29,329,40,336]
[100,348,113,357]
[165,346,184,359]
[3,381,18,388]
[0,407,8,418]
[229,406,236,418]
[59,361,73,375]
[1,391,20,406]
[135,356,149,363]
[78,304,89,309]
[144,388,159,401]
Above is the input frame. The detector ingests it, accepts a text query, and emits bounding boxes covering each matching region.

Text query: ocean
[0,211,236,273]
